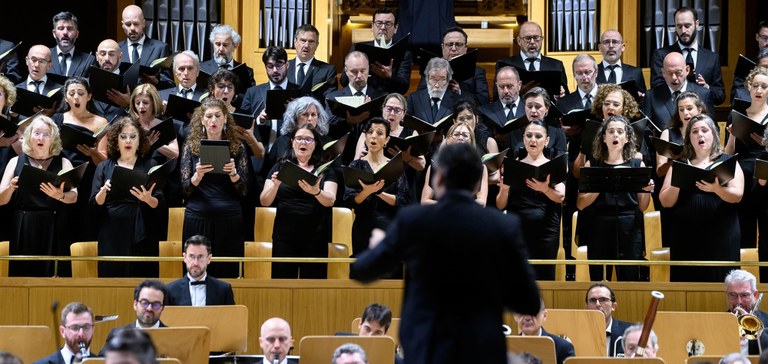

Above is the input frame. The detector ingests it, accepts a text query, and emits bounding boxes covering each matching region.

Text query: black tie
[431,97,440,119]
[526,57,537,72]
[296,63,306,85]
[684,48,696,82]
[673,90,681,100]
[131,43,140,64]
[506,103,515,120]
[180,88,192,99]
[606,64,618,84]
[584,94,593,110]
[32,80,43,94]
[354,91,364,96]
[273,85,282,90]
[190,280,206,286]
[219,63,230,69]
[59,53,70,75]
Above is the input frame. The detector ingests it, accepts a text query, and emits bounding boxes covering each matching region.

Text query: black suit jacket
[119,37,174,90]
[166,275,235,306]
[596,62,647,95]
[406,88,458,124]
[240,81,301,147]
[287,58,338,99]
[416,66,490,105]
[0,39,23,84]
[199,59,256,91]
[541,328,576,364]
[342,40,413,95]
[650,43,725,105]
[31,352,66,364]
[352,191,541,364]
[748,310,768,355]
[609,318,632,357]
[556,91,595,162]
[48,47,95,79]
[326,86,387,165]
[15,78,64,117]
[495,54,570,95]
[642,82,715,131]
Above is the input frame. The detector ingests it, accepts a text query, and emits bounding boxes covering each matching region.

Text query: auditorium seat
[254,207,276,242]
[70,241,98,278]
[244,241,272,279]
[351,317,401,348]
[644,211,662,255]
[159,241,183,278]
[83,359,181,363]
[741,248,759,281]
[571,211,591,282]
[167,207,185,241]
[555,228,566,281]
[0,241,8,277]
[650,247,670,282]
[332,207,354,255]
[300,336,396,364]
[0,326,55,364]
[328,243,350,279]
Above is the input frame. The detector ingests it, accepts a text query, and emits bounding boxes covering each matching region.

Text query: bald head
[259,318,293,362]
[662,52,689,91]
[97,39,122,72]
[260,317,291,336]
[122,5,146,42]
[26,45,52,81]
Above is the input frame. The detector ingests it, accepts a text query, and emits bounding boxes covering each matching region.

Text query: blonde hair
[21,115,63,156]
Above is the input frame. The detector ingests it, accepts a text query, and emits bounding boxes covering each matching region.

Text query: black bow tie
[190,280,206,286]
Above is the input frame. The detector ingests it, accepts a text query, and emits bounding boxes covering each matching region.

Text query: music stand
[0,326,54,364]
[351,317,400,348]
[654,312,740,364]
[161,305,248,353]
[686,355,759,364]
[564,358,666,363]
[299,336,395,364]
[506,336,558,363]
[144,327,211,364]
[579,167,653,193]
[544,309,608,357]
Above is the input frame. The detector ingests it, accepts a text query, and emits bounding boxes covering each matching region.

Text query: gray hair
[173,50,200,70]
[759,48,768,62]
[424,57,453,81]
[209,24,242,46]
[572,53,598,73]
[720,353,751,364]
[725,269,758,291]
[281,96,329,135]
[331,343,367,364]
[0,352,22,364]
[22,115,63,156]
[623,324,658,353]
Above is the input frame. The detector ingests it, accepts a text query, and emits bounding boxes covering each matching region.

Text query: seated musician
[513,299,575,364]
[725,269,768,355]
[622,324,658,358]
[585,283,632,356]
[259,317,297,364]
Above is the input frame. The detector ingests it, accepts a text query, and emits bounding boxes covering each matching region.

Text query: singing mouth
[74,102,81,108]
[612,140,619,145]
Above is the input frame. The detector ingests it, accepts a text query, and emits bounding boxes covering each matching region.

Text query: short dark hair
[262,46,288,64]
[362,117,390,136]
[61,302,93,326]
[104,329,158,364]
[208,68,240,94]
[184,234,212,254]
[673,7,698,21]
[759,20,768,32]
[585,283,616,303]
[432,143,483,192]
[52,11,78,28]
[442,26,468,43]
[294,24,319,38]
[373,7,398,25]
[360,303,392,331]
[133,279,167,304]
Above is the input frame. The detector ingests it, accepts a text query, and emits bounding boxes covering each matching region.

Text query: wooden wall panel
[232,286,293,354]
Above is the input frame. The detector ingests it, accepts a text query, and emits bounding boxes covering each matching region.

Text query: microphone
[273,353,279,364]
[613,336,624,357]
[51,301,61,350]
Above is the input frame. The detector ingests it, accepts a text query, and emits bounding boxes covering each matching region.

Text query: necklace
[29,155,53,169]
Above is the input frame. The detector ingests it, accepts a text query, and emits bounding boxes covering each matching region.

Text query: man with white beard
[406,57,458,124]
[199,24,256,99]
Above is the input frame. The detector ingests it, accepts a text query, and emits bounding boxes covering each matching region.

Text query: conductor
[351,142,541,364]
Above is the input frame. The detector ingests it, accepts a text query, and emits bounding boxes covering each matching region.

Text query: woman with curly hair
[92,117,160,277]
[181,98,249,278]
[576,115,654,281]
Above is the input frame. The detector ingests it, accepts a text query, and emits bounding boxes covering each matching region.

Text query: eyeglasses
[728,292,755,299]
[27,57,50,65]
[520,35,543,43]
[294,136,315,144]
[373,21,395,29]
[575,70,595,79]
[428,77,448,86]
[65,324,94,333]
[587,297,613,304]
[383,106,404,115]
[33,132,52,139]
[138,299,163,310]
[451,132,470,139]
[119,134,138,141]
[442,42,466,49]
[216,83,235,91]
[265,61,286,70]
[600,39,623,46]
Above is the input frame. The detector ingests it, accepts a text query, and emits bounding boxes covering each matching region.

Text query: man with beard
[406,57,458,124]
[119,5,174,90]
[288,24,337,98]
[101,280,168,354]
[166,235,235,306]
[48,12,95,79]
[495,22,569,99]
[33,302,96,364]
[595,29,646,100]
[199,24,255,99]
[650,7,725,105]
[92,39,130,120]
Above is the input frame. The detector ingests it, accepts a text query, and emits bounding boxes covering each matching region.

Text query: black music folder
[232,111,256,129]
[355,33,411,66]
[60,123,108,150]
[109,159,175,199]
[733,98,751,115]
[18,162,89,193]
[498,61,562,97]
[164,94,202,122]
[0,41,21,64]
[401,113,453,134]
[199,139,232,174]
[651,137,684,159]
[11,87,62,116]
[418,48,479,83]
[730,110,766,149]
[148,118,176,151]
[754,159,768,181]
[479,111,529,135]
[618,80,641,101]
[482,148,509,174]
[277,156,338,188]
[578,165,653,193]
[342,152,404,189]
[88,63,140,106]
[264,88,301,119]
[322,132,349,162]
[387,131,435,157]
[139,52,177,76]
[503,153,568,189]
[326,94,386,120]
[552,106,592,128]
[670,155,738,189]
[0,112,37,136]
[579,119,603,154]
[734,54,756,80]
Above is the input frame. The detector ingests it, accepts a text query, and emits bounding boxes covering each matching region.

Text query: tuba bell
[737,293,764,341]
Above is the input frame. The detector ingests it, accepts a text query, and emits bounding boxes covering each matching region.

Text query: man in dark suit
[16,45,63,117]
[259,317,298,364]
[733,21,768,103]
[0,38,23,85]
[119,4,174,90]
[643,52,715,131]
[585,283,632,357]
[416,26,489,105]
[352,143,541,364]
[650,7,725,106]
[622,325,658,358]
[332,343,368,364]
[342,7,413,95]
[199,24,255,100]
[33,302,96,364]
[102,280,168,353]
[596,29,646,100]
[166,235,235,306]
[48,12,95,79]
[725,269,768,355]
[496,21,569,98]
[92,39,130,121]
[733,48,768,105]
[514,299,575,364]
[478,66,525,137]
[406,57,458,124]
[289,24,337,99]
